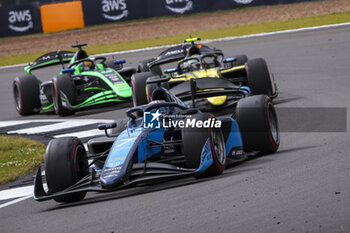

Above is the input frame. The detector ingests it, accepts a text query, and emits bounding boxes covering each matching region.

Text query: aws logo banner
[101,0,128,21]
[0,3,42,37]
[165,0,193,14]
[82,0,146,26]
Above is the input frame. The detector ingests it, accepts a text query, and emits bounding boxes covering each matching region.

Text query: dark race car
[34,78,279,203]
[13,43,135,116]
[132,37,278,111]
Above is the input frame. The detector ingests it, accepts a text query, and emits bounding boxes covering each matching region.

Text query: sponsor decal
[164,49,184,56]
[144,110,162,129]
[105,72,124,84]
[143,111,221,129]
[8,9,33,32]
[101,0,128,21]
[233,0,254,4]
[165,0,193,14]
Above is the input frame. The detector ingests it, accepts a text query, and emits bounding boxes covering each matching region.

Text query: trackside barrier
[0,0,317,37]
[0,2,42,37]
[81,0,317,26]
[40,1,84,33]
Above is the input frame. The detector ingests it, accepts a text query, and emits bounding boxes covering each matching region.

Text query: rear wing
[25,51,75,74]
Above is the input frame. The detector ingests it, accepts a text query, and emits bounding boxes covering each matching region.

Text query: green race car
[13,43,135,116]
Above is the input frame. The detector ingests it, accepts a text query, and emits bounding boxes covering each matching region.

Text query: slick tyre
[13,75,41,116]
[236,95,279,154]
[131,72,153,106]
[45,137,88,203]
[138,58,162,76]
[245,58,276,97]
[52,74,75,116]
[182,113,226,178]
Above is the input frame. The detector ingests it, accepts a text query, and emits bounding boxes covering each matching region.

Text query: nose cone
[207,95,227,106]
[115,84,132,98]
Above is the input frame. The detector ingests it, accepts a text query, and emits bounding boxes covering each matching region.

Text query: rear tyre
[138,58,162,76]
[245,58,276,97]
[182,113,226,178]
[45,137,88,203]
[236,95,279,154]
[52,74,75,116]
[131,72,153,106]
[13,75,41,116]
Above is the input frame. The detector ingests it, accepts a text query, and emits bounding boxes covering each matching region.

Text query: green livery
[13,43,135,116]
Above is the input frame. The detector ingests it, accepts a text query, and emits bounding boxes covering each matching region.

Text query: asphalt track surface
[0,26,350,232]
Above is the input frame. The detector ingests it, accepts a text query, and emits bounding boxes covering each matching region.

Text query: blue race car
[34,78,279,203]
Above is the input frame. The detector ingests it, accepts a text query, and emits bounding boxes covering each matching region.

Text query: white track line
[0,195,32,209]
[1,21,350,70]
[0,121,31,128]
[54,129,105,139]
[7,120,102,135]
[0,120,66,129]
[0,185,33,200]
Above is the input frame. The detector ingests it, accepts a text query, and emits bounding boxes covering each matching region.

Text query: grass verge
[0,11,350,67]
[0,136,46,185]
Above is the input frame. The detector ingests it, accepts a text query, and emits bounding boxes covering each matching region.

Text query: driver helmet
[149,100,170,115]
[186,58,201,71]
[80,61,94,71]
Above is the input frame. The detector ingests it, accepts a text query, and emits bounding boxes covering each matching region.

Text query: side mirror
[114,59,126,64]
[61,68,75,73]
[98,122,117,138]
[164,68,178,74]
[223,57,237,63]
[98,122,117,130]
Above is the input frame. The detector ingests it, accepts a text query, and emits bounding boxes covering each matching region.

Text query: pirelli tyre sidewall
[182,113,226,178]
[13,75,41,116]
[236,95,280,154]
[45,137,88,203]
[245,58,276,97]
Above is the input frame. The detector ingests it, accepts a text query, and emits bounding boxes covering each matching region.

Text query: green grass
[0,136,46,185]
[1,11,350,67]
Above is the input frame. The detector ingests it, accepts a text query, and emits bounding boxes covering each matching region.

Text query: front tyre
[236,95,279,154]
[13,75,41,116]
[45,137,88,203]
[182,113,226,178]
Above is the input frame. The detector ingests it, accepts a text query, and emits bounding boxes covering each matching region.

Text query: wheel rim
[268,104,279,143]
[211,128,226,165]
[13,84,21,111]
